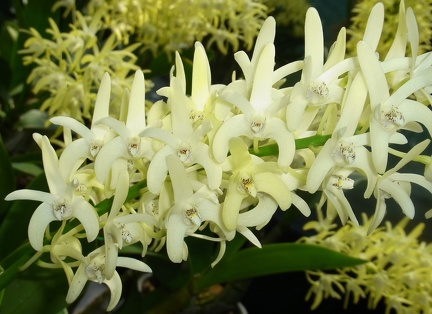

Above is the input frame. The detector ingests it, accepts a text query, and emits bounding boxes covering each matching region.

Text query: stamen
[52,199,72,220]
[185,207,202,226]
[380,106,405,130]
[330,175,354,190]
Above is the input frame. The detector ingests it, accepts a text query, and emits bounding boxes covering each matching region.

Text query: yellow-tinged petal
[28,203,57,251]
[254,172,291,210]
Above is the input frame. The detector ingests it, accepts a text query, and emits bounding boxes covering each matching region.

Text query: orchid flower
[143,76,222,195]
[5,133,99,251]
[164,154,233,263]
[50,72,113,180]
[221,137,292,231]
[368,140,432,233]
[65,246,152,311]
[357,40,432,174]
[286,7,354,133]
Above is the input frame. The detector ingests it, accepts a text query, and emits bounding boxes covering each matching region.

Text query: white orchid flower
[5,133,99,251]
[50,72,113,180]
[368,140,432,233]
[164,154,233,263]
[65,246,152,311]
[143,77,222,195]
[357,40,432,173]
[221,137,292,231]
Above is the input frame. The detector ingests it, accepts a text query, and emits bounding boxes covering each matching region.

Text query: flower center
[177,142,192,163]
[332,141,356,164]
[119,224,133,244]
[52,199,73,220]
[380,105,405,130]
[251,115,266,133]
[329,175,354,190]
[238,173,257,197]
[184,207,202,226]
[85,256,106,284]
[306,81,329,104]
[127,136,141,157]
[90,139,104,157]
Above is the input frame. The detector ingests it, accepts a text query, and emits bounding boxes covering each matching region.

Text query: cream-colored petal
[165,213,190,263]
[254,172,291,210]
[222,179,247,231]
[104,271,122,311]
[166,154,193,202]
[126,70,146,133]
[50,116,94,142]
[357,41,389,110]
[28,202,57,251]
[381,179,414,219]
[250,43,275,112]
[191,42,211,110]
[5,189,53,203]
[65,263,88,304]
[117,256,152,273]
[237,195,278,228]
[71,197,100,242]
[304,7,324,79]
[147,145,174,195]
[362,2,384,51]
[92,72,111,128]
[212,115,251,164]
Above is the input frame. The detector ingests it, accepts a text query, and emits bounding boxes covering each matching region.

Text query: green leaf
[195,243,366,290]
[0,134,15,219]
[0,266,68,314]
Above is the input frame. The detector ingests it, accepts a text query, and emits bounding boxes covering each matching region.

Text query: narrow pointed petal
[367,192,387,234]
[234,51,251,80]
[406,7,419,73]
[254,172,291,210]
[386,68,432,107]
[250,16,276,66]
[304,7,324,79]
[28,203,57,251]
[117,256,152,273]
[324,27,346,70]
[237,195,278,227]
[104,271,122,311]
[59,138,90,180]
[290,192,311,217]
[126,70,146,133]
[192,143,222,190]
[191,42,211,110]
[236,225,261,248]
[170,77,193,138]
[50,116,94,142]
[370,116,391,174]
[357,41,389,109]
[174,51,186,92]
[264,117,295,168]
[362,2,384,51]
[66,264,88,303]
[250,43,275,112]
[228,137,252,169]
[92,72,111,127]
[147,146,173,195]
[5,189,53,203]
[306,140,337,193]
[94,137,128,183]
[385,0,406,60]
[222,181,246,231]
[385,139,430,177]
[221,90,255,117]
[166,154,194,201]
[104,231,119,280]
[212,115,251,163]
[72,198,100,242]
[381,180,414,219]
[165,214,190,263]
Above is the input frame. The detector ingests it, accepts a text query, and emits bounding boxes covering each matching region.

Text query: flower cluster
[54,0,269,55]
[20,11,142,124]
[6,1,432,311]
[347,0,432,56]
[299,210,432,313]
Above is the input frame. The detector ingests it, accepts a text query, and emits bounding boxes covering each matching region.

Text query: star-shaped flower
[5,133,99,251]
